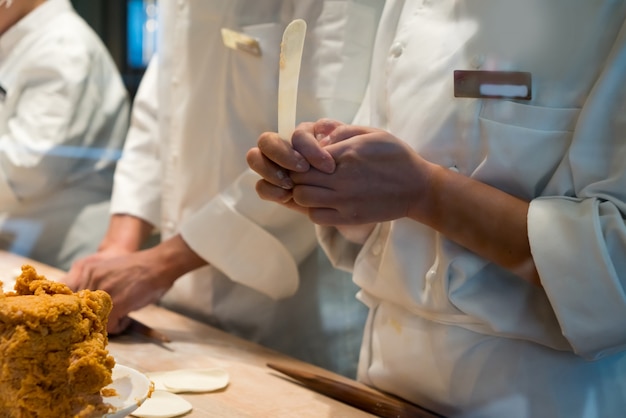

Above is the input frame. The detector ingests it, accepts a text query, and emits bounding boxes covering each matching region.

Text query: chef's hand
[247,120,339,212]
[64,250,170,334]
[288,120,434,226]
[283,123,540,285]
[63,213,156,292]
[247,119,381,243]
[63,235,206,334]
[63,245,131,289]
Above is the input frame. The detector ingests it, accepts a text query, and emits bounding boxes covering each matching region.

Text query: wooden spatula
[278,19,307,143]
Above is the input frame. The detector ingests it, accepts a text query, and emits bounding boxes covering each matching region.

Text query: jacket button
[390,42,404,58]
[471,54,485,69]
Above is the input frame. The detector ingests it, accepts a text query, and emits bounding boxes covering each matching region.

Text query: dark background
[71,0,146,98]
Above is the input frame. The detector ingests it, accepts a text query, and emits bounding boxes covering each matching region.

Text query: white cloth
[111,0,382,376]
[0,0,129,270]
[319,0,626,415]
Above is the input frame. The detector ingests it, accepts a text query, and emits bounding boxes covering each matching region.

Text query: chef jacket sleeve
[528,21,626,360]
[0,35,120,206]
[110,56,162,228]
[316,225,365,273]
[179,169,317,299]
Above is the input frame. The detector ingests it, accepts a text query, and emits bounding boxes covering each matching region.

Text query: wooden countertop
[0,251,376,417]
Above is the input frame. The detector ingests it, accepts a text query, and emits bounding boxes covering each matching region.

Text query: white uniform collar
[0,0,73,59]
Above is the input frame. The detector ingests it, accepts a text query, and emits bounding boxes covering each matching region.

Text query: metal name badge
[454,70,532,100]
[221,28,262,56]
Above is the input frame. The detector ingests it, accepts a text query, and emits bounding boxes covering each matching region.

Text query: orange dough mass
[0,265,115,418]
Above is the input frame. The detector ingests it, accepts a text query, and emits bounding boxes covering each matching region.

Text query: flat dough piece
[130,390,192,418]
[147,368,229,393]
[145,371,172,392]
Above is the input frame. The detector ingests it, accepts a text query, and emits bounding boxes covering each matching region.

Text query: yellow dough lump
[0,265,115,418]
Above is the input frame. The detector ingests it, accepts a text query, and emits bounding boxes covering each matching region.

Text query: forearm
[98,214,155,253]
[415,164,540,285]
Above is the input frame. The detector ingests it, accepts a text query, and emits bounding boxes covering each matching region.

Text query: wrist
[149,235,208,280]
[407,159,441,225]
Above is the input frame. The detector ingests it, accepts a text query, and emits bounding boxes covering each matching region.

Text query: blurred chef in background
[64,0,382,377]
[0,0,129,270]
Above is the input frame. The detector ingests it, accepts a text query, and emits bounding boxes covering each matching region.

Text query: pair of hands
[59,119,538,335]
[62,214,206,335]
[246,119,432,235]
[61,119,432,334]
[248,119,540,286]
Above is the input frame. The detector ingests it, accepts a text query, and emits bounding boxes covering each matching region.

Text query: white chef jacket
[111,0,381,375]
[0,0,129,270]
[318,0,626,416]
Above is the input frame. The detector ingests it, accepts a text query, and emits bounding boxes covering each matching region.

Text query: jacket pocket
[474,100,580,199]
[228,22,283,135]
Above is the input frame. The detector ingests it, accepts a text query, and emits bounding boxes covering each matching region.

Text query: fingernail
[294,159,310,171]
[276,170,294,189]
[319,136,331,146]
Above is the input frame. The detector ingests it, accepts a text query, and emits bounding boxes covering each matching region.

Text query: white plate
[103,364,153,418]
